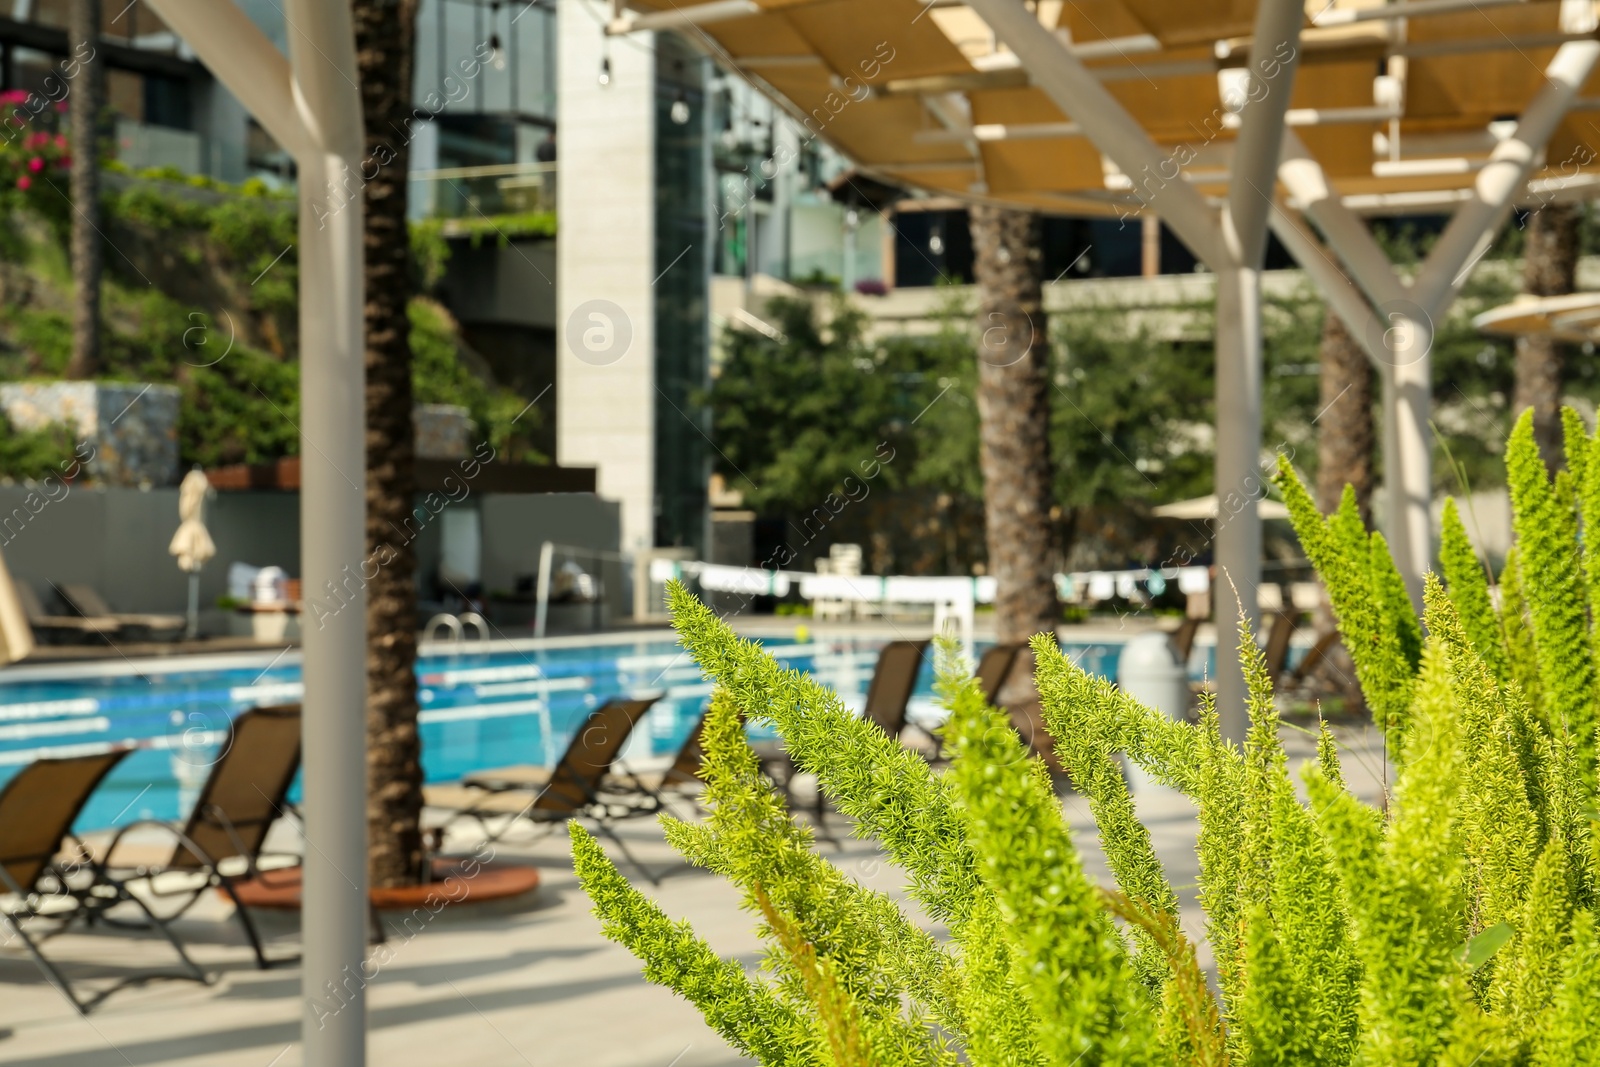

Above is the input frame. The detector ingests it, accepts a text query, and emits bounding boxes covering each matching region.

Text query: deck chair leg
[215,876,281,970]
[2,913,93,1015]
[593,819,659,887]
[116,886,210,987]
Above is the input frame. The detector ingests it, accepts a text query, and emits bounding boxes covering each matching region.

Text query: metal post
[1213,266,1262,741]
[133,2,367,1062]
[1388,317,1434,606]
[534,540,554,639]
[284,2,367,1064]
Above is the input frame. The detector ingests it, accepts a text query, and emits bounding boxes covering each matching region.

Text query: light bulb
[598,56,612,86]
[489,33,506,71]
[670,95,691,125]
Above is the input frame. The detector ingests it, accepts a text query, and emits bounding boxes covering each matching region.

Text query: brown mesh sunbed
[54,583,184,638]
[1169,617,1202,666]
[13,581,120,643]
[975,643,1025,704]
[424,696,662,882]
[0,749,207,1014]
[100,704,303,970]
[756,639,929,837]
[1262,609,1300,688]
[602,706,715,816]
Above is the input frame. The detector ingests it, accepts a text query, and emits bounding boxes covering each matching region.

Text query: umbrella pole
[187,572,200,639]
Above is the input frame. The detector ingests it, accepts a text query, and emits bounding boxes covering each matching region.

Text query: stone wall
[413,403,473,460]
[0,382,181,487]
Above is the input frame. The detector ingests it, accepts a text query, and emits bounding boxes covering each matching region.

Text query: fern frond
[943,670,1163,1066]
[1531,909,1600,1066]
[663,687,960,1061]
[571,825,823,1066]
[1273,458,1419,746]
[1506,411,1599,788]
[1439,498,1507,683]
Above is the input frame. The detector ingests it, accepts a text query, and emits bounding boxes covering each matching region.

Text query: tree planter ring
[227,857,540,912]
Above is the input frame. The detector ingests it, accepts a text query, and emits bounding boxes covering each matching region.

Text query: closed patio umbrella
[169,468,217,638]
[0,547,35,664]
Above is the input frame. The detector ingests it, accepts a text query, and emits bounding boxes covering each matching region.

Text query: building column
[557,0,657,555]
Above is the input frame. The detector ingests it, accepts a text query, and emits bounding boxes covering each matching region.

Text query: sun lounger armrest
[100,818,225,878]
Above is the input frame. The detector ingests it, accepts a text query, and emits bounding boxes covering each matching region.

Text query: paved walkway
[0,724,1387,1067]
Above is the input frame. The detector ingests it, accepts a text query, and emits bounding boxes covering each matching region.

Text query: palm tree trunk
[1315,310,1375,523]
[65,0,101,381]
[354,0,424,890]
[1513,202,1579,472]
[969,205,1056,645]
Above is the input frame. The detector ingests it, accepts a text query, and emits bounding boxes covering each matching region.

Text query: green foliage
[0,168,545,469]
[577,407,1600,1066]
[0,413,76,480]
[409,299,545,463]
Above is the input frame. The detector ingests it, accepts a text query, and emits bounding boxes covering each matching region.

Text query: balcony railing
[409,162,556,226]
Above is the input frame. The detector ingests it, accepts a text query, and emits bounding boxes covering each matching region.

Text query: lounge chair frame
[98,704,305,970]
[0,750,208,1014]
[428,696,663,884]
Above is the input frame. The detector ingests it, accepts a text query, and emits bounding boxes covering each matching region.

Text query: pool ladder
[423,612,490,646]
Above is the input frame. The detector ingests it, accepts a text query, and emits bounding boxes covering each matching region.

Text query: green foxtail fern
[573,407,1600,1065]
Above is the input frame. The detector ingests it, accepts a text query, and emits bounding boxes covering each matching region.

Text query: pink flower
[0,90,27,105]
[27,156,42,172]
[26,132,45,148]
[53,101,67,113]
[15,176,29,190]
[54,134,65,149]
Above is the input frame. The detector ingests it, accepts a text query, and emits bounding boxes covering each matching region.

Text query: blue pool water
[0,634,1129,832]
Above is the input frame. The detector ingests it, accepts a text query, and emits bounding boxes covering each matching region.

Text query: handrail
[423,613,464,644]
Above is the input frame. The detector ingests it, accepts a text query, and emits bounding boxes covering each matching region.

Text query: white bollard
[1117,631,1187,795]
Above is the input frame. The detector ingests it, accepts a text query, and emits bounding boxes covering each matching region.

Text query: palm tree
[64,0,102,380]
[1315,310,1375,523]
[1513,202,1579,472]
[968,204,1056,645]
[353,0,424,889]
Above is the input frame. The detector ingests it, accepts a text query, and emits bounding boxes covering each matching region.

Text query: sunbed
[99,704,304,969]
[0,749,207,1013]
[424,696,663,882]
[54,582,185,639]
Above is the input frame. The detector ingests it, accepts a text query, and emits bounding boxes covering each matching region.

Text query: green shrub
[573,406,1600,1066]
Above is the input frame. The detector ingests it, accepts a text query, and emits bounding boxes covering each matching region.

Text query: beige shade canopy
[169,468,217,574]
[1153,494,1292,521]
[1474,291,1600,340]
[0,548,35,665]
[630,0,1600,215]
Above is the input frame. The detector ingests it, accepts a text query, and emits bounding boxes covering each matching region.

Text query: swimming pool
[0,632,1129,831]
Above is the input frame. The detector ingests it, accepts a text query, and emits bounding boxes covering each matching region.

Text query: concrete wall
[0,486,297,615]
[0,486,620,621]
[557,0,657,554]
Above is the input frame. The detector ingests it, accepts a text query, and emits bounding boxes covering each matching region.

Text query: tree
[64,0,102,380]
[1513,202,1579,471]
[353,0,425,890]
[1315,311,1375,522]
[968,205,1055,644]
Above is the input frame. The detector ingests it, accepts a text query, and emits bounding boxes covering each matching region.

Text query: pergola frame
[968,4,1599,731]
[618,0,1600,738]
[140,2,369,1065]
[965,0,1305,735]
[1272,40,1599,610]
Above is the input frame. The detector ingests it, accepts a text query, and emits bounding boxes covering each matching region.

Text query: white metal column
[141,2,369,1063]
[1275,40,1599,605]
[1213,266,1264,740]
